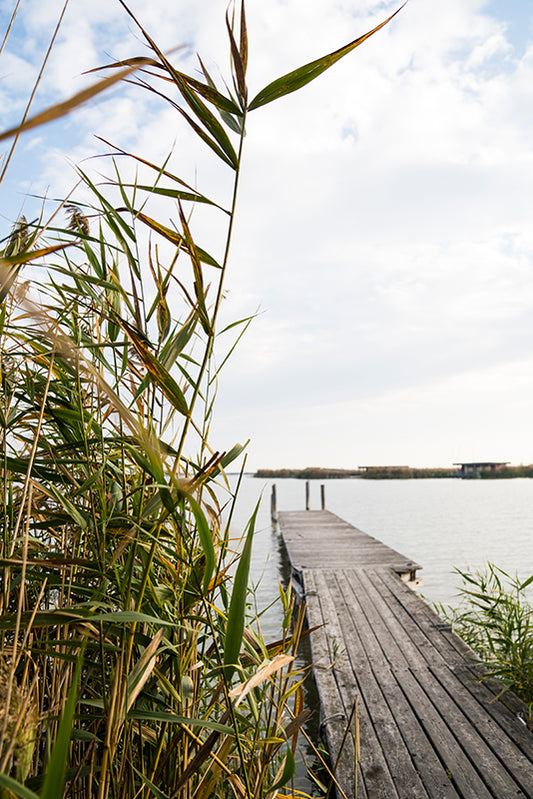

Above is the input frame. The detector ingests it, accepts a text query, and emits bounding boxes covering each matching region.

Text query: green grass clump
[442,564,533,708]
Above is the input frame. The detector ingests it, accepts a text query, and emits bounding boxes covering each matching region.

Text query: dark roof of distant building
[453,461,510,467]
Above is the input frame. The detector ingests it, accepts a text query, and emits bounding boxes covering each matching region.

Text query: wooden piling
[270,484,278,524]
[320,483,326,510]
[305,480,310,510]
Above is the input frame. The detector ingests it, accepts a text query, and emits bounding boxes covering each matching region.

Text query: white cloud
[3,0,533,468]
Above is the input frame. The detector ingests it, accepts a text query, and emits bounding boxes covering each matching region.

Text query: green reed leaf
[134,212,222,268]
[197,55,243,134]
[113,183,229,213]
[223,500,260,682]
[519,574,533,591]
[267,746,296,793]
[184,495,216,595]
[226,4,247,103]
[0,773,39,799]
[119,318,189,416]
[132,768,171,799]
[0,59,153,142]
[127,710,233,734]
[161,311,199,371]
[40,644,85,799]
[98,137,235,202]
[177,105,238,169]
[38,483,89,530]
[248,5,404,110]
[171,71,242,116]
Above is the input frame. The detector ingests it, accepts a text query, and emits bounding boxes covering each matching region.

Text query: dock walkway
[278,510,533,799]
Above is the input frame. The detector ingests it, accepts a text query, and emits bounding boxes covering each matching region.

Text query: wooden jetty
[278,509,533,799]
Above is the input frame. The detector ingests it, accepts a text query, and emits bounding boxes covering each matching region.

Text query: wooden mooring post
[305,482,326,510]
[270,484,278,524]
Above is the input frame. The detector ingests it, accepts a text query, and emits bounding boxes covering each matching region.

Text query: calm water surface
[227,476,533,790]
[228,476,533,635]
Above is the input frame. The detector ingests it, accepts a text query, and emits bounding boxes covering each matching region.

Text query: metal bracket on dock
[319,713,346,741]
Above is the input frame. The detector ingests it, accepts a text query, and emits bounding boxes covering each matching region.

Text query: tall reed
[440,564,533,710]
[0,2,400,796]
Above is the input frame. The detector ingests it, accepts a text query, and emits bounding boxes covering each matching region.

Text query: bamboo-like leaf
[240,0,248,78]
[109,182,229,213]
[0,59,153,141]
[133,768,171,799]
[119,318,189,416]
[176,104,238,169]
[226,6,247,102]
[0,244,70,303]
[229,653,294,706]
[115,0,240,164]
[37,482,89,530]
[210,442,247,478]
[169,69,242,116]
[40,644,85,799]
[125,628,164,715]
[0,773,39,799]
[185,495,216,595]
[248,5,404,111]
[134,212,221,267]
[126,710,233,733]
[198,55,243,134]
[98,137,231,204]
[267,747,296,794]
[160,311,199,371]
[177,202,212,334]
[223,500,260,681]
[519,574,533,591]
[0,609,177,630]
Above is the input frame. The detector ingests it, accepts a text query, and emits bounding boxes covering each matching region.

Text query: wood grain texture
[278,510,533,799]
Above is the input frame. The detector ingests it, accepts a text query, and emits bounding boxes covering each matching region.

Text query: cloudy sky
[2,0,533,470]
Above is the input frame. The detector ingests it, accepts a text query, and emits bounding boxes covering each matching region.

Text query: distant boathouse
[453,461,510,478]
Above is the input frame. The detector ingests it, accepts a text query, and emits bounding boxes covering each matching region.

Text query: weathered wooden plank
[371,568,533,760]
[329,569,485,798]
[310,570,407,799]
[278,511,533,799]
[320,570,457,799]
[303,570,358,799]
[278,510,421,575]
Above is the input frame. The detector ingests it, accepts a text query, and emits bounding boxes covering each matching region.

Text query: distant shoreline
[253,465,533,480]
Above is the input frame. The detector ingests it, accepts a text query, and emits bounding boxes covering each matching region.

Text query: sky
[2,0,533,470]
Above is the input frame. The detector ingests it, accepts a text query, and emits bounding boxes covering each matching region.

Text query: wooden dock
[278,510,533,799]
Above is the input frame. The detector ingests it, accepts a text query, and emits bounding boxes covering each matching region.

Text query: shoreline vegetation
[254,465,533,479]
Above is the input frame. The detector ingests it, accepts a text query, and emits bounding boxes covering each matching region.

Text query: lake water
[227,475,533,637]
[225,475,533,791]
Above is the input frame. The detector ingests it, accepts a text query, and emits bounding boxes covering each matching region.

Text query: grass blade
[0,59,153,142]
[40,644,85,799]
[248,4,404,110]
[223,500,260,682]
[0,773,39,799]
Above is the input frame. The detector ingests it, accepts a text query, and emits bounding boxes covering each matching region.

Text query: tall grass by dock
[440,565,533,714]
[0,2,401,796]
